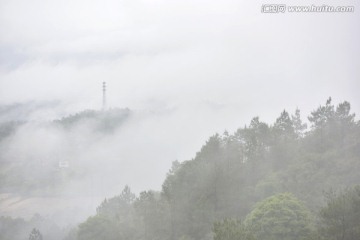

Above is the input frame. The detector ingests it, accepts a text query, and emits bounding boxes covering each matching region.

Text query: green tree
[244,193,313,240]
[77,215,119,240]
[291,108,307,138]
[335,101,355,125]
[308,97,335,130]
[271,110,299,171]
[236,117,271,185]
[273,110,295,138]
[319,186,360,240]
[79,185,139,240]
[134,191,170,240]
[96,185,135,219]
[213,219,255,240]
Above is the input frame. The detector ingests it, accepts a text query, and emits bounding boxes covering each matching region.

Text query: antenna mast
[102,82,107,111]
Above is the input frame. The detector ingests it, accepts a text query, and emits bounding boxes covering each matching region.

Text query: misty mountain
[0,107,131,195]
[71,98,360,240]
[1,0,358,239]
[1,98,360,240]
[54,108,130,133]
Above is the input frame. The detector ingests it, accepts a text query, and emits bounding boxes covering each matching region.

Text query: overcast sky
[0,0,359,192]
[1,0,359,117]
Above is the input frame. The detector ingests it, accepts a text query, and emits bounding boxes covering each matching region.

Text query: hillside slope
[74,98,360,240]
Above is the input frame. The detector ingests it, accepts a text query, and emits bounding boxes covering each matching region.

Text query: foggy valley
[0,0,359,240]
[1,98,360,240]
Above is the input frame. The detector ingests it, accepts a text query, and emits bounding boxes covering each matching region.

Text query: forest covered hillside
[1,98,360,240]
[68,98,360,240]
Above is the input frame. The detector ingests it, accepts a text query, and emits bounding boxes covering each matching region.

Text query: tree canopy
[319,186,360,240]
[72,98,360,240]
[244,193,313,240]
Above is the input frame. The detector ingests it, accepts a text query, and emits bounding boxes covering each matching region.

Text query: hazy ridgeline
[0,98,360,240]
[0,108,131,202]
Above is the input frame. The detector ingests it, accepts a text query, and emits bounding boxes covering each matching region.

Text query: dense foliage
[213,219,255,240]
[318,186,360,240]
[71,98,360,240]
[244,193,313,240]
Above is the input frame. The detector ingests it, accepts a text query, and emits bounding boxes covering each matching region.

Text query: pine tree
[29,228,43,240]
